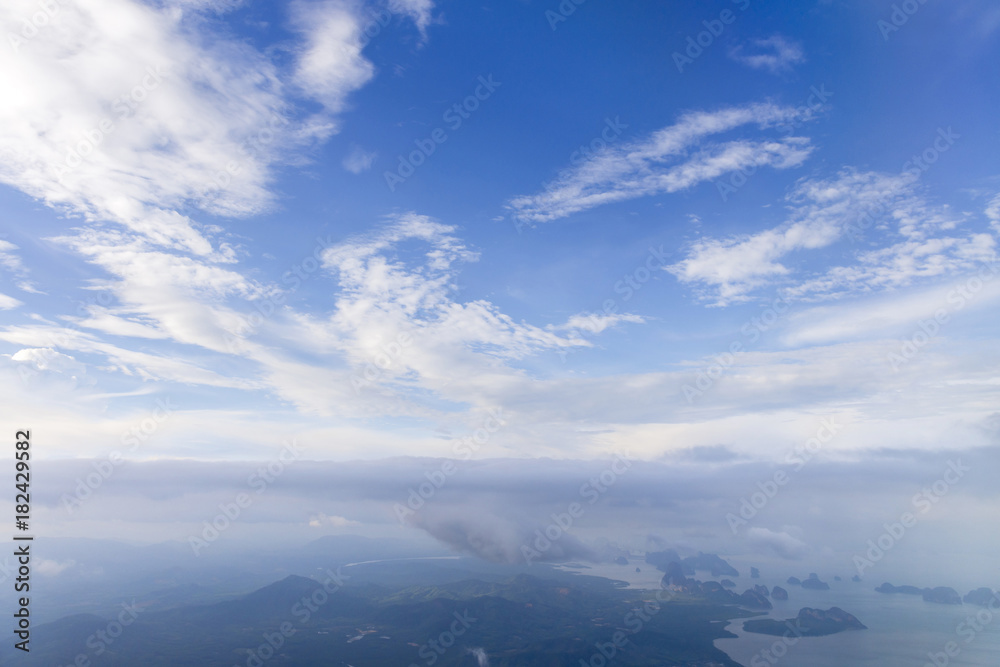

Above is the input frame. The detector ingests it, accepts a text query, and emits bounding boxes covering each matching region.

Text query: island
[801,573,830,590]
[738,589,772,610]
[771,586,789,601]
[964,588,998,606]
[744,607,867,637]
[876,583,963,604]
[923,587,962,605]
[659,566,771,610]
[680,551,740,577]
[876,582,923,595]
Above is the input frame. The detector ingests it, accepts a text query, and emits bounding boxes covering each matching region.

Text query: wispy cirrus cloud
[2,213,639,428]
[0,293,23,310]
[258,213,621,416]
[0,239,38,294]
[0,0,309,254]
[0,0,434,257]
[388,0,435,39]
[506,103,818,223]
[0,0,445,426]
[728,35,805,74]
[668,169,997,306]
[986,193,1000,232]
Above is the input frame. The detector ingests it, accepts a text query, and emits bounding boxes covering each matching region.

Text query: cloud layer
[506,103,818,223]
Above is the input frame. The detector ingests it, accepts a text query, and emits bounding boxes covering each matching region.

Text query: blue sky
[2,0,999,462]
[1,0,999,568]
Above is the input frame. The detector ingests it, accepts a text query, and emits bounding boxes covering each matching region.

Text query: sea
[554,562,1000,666]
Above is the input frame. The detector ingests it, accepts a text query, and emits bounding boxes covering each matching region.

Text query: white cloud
[728,35,805,74]
[745,527,807,559]
[0,239,38,293]
[0,0,435,417]
[781,271,1000,347]
[0,293,22,310]
[0,0,394,368]
[342,145,378,173]
[256,213,602,415]
[784,233,996,302]
[669,169,995,305]
[35,559,76,576]
[506,103,817,223]
[388,0,435,38]
[290,0,376,118]
[986,193,1000,232]
[12,347,86,377]
[0,324,258,389]
[309,512,360,527]
[554,313,645,335]
[0,0,312,255]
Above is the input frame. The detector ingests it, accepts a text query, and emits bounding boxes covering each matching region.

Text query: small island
[801,573,831,590]
[739,588,772,610]
[876,582,923,595]
[923,586,962,605]
[876,582,963,604]
[744,607,867,637]
[964,588,998,606]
